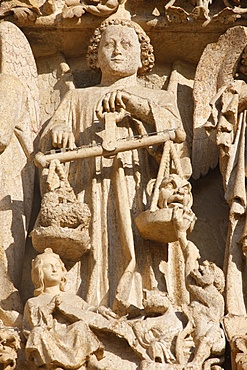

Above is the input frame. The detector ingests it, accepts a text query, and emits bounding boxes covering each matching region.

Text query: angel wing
[0,21,40,134]
[192,26,247,179]
[167,60,196,179]
[37,53,75,129]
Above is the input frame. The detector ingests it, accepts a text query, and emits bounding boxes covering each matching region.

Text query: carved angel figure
[23,249,104,370]
[0,22,39,306]
[193,26,247,317]
[40,17,186,316]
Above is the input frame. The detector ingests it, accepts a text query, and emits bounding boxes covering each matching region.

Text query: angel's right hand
[51,124,75,149]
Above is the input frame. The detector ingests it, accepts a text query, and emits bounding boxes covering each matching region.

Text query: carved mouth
[111,58,124,63]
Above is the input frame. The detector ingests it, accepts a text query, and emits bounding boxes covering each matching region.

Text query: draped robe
[41,84,182,314]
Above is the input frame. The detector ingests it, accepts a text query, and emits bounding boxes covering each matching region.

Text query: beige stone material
[1,0,247,368]
[31,159,91,261]
[23,249,104,370]
[0,21,39,305]
[40,19,185,316]
[194,25,247,370]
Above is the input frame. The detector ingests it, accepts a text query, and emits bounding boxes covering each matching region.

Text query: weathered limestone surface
[1,0,247,369]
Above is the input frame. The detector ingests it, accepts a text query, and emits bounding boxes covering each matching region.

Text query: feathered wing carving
[167,60,196,179]
[0,22,40,311]
[192,26,247,179]
[37,53,75,129]
[0,21,40,134]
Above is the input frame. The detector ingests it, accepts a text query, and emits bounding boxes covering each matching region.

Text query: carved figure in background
[41,17,185,315]
[0,22,39,310]
[129,241,225,369]
[164,0,221,24]
[23,249,104,370]
[165,0,213,10]
[132,290,184,364]
[63,0,126,18]
[179,260,225,367]
[193,26,247,318]
[0,0,64,20]
[0,322,21,370]
[192,27,247,369]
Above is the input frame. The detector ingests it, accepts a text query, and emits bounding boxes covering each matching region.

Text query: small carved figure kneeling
[23,248,106,370]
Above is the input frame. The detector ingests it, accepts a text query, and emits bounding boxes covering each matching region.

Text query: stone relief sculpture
[179,257,225,368]
[193,25,247,370]
[164,0,247,24]
[37,53,75,129]
[193,25,247,310]
[0,20,40,370]
[1,0,247,25]
[0,0,64,21]
[23,248,160,369]
[0,0,246,368]
[0,322,21,370]
[0,0,126,21]
[37,12,188,317]
[63,0,126,19]
[23,248,104,370]
[31,159,92,261]
[0,21,39,312]
[28,8,226,368]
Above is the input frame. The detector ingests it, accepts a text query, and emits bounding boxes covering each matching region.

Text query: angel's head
[32,248,67,297]
[87,19,155,77]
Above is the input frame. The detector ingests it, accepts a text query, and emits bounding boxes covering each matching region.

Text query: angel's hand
[51,124,75,149]
[96,90,130,114]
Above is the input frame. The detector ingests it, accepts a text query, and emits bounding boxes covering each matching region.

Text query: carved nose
[113,43,122,55]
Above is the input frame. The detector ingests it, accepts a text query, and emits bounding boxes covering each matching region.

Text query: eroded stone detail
[0,1,244,368]
[31,159,91,261]
[28,13,227,369]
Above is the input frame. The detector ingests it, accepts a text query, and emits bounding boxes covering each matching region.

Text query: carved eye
[121,40,131,49]
[104,41,114,49]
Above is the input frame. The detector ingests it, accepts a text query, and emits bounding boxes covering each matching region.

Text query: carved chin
[103,63,138,77]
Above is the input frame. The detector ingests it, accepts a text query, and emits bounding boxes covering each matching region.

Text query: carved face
[41,255,64,287]
[97,25,142,78]
[198,261,214,285]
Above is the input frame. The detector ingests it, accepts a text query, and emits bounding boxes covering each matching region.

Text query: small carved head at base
[31,248,67,297]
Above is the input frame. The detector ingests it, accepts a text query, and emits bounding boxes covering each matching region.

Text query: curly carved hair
[87,18,155,75]
[32,248,67,297]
